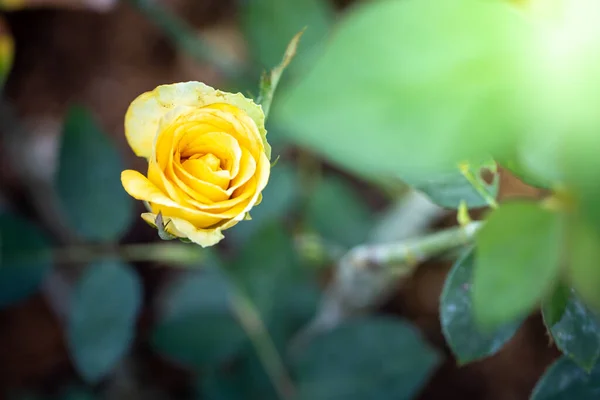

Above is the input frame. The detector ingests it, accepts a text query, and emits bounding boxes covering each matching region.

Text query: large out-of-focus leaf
[542,286,600,372]
[68,260,142,384]
[241,0,332,72]
[152,267,247,369]
[55,106,133,242]
[440,248,521,364]
[568,218,600,312]
[305,174,373,248]
[531,357,600,400]
[0,214,52,308]
[473,201,563,328]
[275,0,526,185]
[0,17,14,88]
[292,316,440,400]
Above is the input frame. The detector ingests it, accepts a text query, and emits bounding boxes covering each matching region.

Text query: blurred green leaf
[152,267,247,369]
[241,0,332,72]
[568,218,600,312]
[269,282,320,347]
[305,174,373,248]
[57,386,98,400]
[56,106,133,241]
[68,260,142,384]
[229,222,301,321]
[198,345,279,400]
[0,17,13,88]
[542,283,570,327]
[473,201,563,329]
[543,287,600,372]
[411,159,499,209]
[531,357,600,400]
[440,248,521,364]
[229,163,300,245]
[0,213,52,308]
[229,221,320,355]
[275,0,525,184]
[292,316,440,400]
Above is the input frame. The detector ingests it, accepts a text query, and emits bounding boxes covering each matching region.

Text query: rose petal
[233,151,270,199]
[180,131,242,178]
[208,103,270,159]
[121,170,181,208]
[125,82,267,159]
[141,212,224,247]
[228,149,256,194]
[182,156,230,189]
[169,217,225,247]
[172,160,230,202]
[123,169,246,228]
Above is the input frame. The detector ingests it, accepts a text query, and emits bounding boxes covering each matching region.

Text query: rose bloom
[121,82,271,247]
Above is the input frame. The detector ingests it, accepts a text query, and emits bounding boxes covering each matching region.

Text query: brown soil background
[0,1,561,399]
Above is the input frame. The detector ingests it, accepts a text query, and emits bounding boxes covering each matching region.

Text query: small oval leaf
[440,248,521,364]
[531,357,600,400]
[292,316,441,400]
[0,213,53,308]
[152,267,247,369]
[543,287,600,372]
[68,260,142,383]
[56,106,134,241]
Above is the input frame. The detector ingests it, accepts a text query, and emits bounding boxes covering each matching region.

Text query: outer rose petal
[125,81,269,159]
[141,212,224,247]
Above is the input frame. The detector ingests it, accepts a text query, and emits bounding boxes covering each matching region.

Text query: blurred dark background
[0,1,559,399]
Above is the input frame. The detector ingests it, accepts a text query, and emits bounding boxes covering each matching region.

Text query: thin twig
[232,293,296,400]
[292,220,483,347]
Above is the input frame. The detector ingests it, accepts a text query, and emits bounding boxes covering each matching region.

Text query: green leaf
[275,0,525,184]
[56,106,134,241]
[0,214,52,308]
[531,357,600,400]
[542,283,570,327]
[258,30,304,119]
[0,17,13,88]
[151,267,246,369]
[305,174,373,248]
[241,0,332,71]
[58,386,98,400]
[568,218,600,312]
[229,222,302,322]
[473,201,563,328]
[440,248,521,364]
[228,163,300,245]
[198,345,279,400]
[543,287,600,372]
[68,260,142,384]
[292,316,440,400]
[412,159,499,209]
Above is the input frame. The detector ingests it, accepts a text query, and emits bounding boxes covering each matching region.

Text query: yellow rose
[121,81,271,247]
